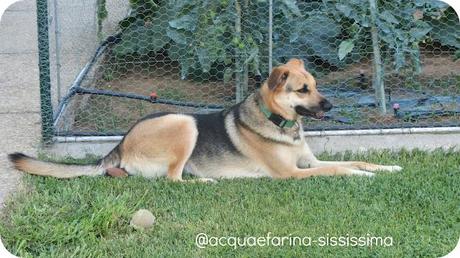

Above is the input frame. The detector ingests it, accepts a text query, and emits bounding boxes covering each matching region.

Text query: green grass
[1,149,459,257]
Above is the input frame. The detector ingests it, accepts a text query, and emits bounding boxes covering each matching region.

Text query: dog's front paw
[381,165,402,173]
[193,178,218,183]
[350,169,375,177]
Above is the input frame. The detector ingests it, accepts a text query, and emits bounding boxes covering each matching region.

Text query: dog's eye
[297,84,309,93]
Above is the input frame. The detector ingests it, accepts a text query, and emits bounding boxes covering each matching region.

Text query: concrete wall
[45,130,460,159]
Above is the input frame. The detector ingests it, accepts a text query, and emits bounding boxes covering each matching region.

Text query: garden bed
[57,53,460,135]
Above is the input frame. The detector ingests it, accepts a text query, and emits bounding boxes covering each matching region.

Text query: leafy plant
[113,0,255,80]
[96,0,108,41]
[109,0,459,79]
[423,6,460,49]
[328,0,457,73]
[273,2,344,69]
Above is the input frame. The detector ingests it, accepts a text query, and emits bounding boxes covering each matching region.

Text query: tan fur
[235,123,375,178]
[221,58,400,178]
[119,114,198,180]
[262,61,326,121]
[9,58,401,181]
[11,156,104,178]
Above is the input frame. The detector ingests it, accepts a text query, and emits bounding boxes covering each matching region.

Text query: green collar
[260,104,297,128]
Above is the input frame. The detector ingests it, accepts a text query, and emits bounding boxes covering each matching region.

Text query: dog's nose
[320,99,333,112]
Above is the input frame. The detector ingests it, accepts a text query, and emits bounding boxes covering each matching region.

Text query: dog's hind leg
[167,160,188,182]
[163,119,208,182]
[120,114,215,182]
[167,152,216,183]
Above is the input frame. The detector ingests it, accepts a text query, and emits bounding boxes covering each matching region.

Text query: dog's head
[262,58,332,120]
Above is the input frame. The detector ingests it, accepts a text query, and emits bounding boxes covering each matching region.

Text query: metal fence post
[235,0,243,102]
[268,0,273,73]
[52,0,62,102]
[36,0,54,143]
[368,0,386,114]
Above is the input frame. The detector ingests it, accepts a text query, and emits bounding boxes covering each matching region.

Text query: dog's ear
[267,67,289,91]
[286,58,304,68]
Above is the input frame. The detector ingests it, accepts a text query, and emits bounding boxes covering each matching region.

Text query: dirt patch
[319,53,459,90]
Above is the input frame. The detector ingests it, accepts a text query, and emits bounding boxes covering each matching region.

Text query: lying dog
[9,59,401,182]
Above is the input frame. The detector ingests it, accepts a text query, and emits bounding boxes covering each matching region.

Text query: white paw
[350,169,375,177]
[195,178,218,183]
[381,165,402,173]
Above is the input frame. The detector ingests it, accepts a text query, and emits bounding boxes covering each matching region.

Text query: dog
[8,58,401,182]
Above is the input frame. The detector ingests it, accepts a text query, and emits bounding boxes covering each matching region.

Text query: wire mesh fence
[37,0,460,139]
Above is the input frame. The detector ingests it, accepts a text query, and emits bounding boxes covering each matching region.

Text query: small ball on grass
[130,209,155,230]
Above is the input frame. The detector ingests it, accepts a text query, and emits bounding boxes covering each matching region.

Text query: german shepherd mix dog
[9,59,401,182]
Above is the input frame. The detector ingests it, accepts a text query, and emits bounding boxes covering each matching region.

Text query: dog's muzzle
[295,99,333,119]
[319,99,333,112]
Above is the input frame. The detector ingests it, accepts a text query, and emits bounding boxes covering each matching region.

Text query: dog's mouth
[294,106,325,119]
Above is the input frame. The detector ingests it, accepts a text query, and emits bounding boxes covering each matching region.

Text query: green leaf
[167,43,188,60]
[166,28,188,45]
[113,19,168,56]
[293,15,341,65]
[338,40,355,61]
[223,67,233,83]
[335,4,353,18]
[140,25,169,54]
[305,15,340,39]
[410,22,432,41]
[168,43,195,79]
[179,59,193,80]
[113,38,137,56]
[282,0,302,17]
[376,19,393,34]
[119,16,138,30]
[169,15,197,31]
[197,48,212,73]
[380,10,399,24]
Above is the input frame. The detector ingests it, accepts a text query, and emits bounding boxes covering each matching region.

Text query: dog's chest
[185,157,268,179]
[279,127,302,143]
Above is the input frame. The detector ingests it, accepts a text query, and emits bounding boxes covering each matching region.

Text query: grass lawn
[0,149,459,257]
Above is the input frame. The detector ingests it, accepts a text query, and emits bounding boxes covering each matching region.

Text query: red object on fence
[149,91,158,101]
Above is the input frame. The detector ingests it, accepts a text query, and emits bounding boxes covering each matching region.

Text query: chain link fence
[37,0,460,140]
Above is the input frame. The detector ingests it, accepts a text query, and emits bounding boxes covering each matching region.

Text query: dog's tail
[8,152,105,178]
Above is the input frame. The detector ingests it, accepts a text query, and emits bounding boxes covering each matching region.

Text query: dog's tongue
[315,111,325,119]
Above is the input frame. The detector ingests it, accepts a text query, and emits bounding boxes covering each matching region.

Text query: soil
[320,54,459,85]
